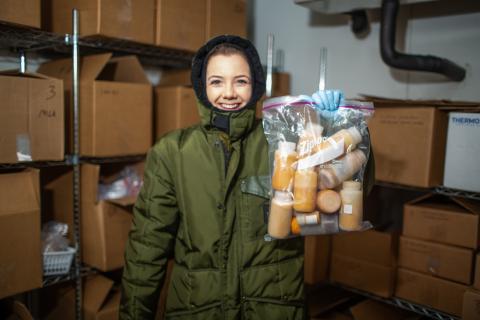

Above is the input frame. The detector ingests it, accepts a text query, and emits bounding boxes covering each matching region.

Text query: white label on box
[343,204,353,214]
[443,112,480,192]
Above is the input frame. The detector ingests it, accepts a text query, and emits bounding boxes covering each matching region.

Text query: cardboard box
[155,86,200,138]
[0,0,40,28]
[475,254,480,290]
[45,162,143,271]
[395,268,467,316]
[332,230,397,266]
[158,69,192,86]
[462,289,480,320]
[0,300,34,320]
[403,194,480,249]
[330,255,396,298]
[398,236,474,284]
[0,169,42,299]
[206,0,247,39]
[368,102,447,187]
[330,230,397,297]
[46,0,155,44]
[443,112,480,192]
[38,53,152,157]
[350,299,420,320]
[304,235,330,285]
[0,71,64,164]
[46,274,120,320]
[155,0,206,51]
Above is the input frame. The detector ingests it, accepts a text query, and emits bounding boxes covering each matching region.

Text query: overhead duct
[295,0,467,81]
[380,0,466,81]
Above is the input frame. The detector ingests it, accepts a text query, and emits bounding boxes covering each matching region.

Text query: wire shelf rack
[0,21,193,68]
[376,181,480,201]
[42,266,96,288]
[333,283,460,320]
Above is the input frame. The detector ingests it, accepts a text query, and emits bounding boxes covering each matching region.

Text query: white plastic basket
[43,247,76,276]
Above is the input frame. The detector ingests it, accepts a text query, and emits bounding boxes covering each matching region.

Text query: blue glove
[311,90,344,111]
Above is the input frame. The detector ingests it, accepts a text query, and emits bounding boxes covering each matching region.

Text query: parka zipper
[215,139,231,177]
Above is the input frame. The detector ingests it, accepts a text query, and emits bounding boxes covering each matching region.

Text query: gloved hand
[311,90,344,111]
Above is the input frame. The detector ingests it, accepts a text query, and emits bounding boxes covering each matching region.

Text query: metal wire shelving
[332,283,460,320]
[0,21,193,68]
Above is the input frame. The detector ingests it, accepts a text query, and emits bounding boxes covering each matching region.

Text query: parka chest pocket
[240,175,271,241]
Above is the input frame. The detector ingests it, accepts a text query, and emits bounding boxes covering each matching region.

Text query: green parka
[120,101,306,319]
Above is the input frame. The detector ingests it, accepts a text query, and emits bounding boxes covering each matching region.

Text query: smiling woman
[120,35,306,320]
[206,49,253,111]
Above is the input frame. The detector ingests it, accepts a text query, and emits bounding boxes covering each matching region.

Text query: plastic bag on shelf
[262,95,374,239]
[41,221,69,253]
[98,165,143,201]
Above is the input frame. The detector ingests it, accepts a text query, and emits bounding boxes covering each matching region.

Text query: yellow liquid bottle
[339,181,363,231]
[272,142,298,192]
[293,168,317,212]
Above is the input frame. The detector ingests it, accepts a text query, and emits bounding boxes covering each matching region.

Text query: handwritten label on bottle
[343,204,353,215]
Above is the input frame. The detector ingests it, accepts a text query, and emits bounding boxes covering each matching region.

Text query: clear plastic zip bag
[262,95,374,239]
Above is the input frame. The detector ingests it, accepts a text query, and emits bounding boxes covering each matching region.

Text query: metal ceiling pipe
[380,0,466,81]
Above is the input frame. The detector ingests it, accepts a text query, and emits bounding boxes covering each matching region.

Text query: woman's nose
[223,83,236,99]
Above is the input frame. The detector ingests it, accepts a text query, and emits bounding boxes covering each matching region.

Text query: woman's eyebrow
[234,74,251,79]
[207,75,223,80]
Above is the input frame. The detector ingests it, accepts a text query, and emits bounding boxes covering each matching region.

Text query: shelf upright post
[19,50,27,73]
[265,33,274,98]
[318,47,327,91]
[71,8,83,320]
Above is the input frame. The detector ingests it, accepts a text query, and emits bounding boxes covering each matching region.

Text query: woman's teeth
[221,103,239,109]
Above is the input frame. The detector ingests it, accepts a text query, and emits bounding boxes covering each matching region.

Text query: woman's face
[206,53,252,111]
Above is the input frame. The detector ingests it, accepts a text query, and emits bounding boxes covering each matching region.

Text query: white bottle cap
[347,126,362,146]
[273,191,293,203]
[278,141,296,154]
[342,180,362,190]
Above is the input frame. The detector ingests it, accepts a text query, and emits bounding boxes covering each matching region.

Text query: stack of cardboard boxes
[44,0,247,51]
[0,18,64,299]
[329,230,397,298]
[368,97,480,317]
[463,254,480,320]
[1,0,247,51]
[0,170,42,300]
[396,194,479,317]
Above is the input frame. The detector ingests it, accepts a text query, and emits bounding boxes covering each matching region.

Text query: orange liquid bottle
[272,142,298,191]
[293,168,317,212]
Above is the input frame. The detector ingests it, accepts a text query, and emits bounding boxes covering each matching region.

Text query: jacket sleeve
[120,143,179,320]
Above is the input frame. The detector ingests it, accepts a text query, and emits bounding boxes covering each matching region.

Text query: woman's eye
[210,79,222,85]
[237,79,250,85]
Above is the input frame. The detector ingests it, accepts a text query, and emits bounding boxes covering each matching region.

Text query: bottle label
[298,137,344,170]
[343,204,353,215]
[305,214,319,225]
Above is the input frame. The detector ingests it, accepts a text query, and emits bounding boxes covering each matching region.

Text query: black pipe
[380,0,466,81]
